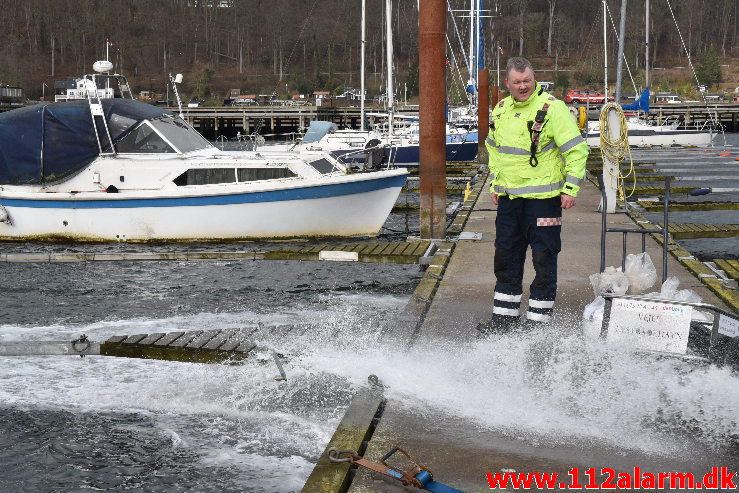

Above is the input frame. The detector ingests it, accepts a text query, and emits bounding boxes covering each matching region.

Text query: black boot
[476,314,520,336]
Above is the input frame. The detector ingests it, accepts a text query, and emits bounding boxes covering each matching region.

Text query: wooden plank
[399,242,418,256]
[153,332,185,346]
[378,243,398,255]
[169,331,202,348]
[122,334,148,345]
[358,243,378,254]
[218,332,251,352]
[390,242,408,256]
[202,328,239,350]
[368,243,387,255]
[138,333,166,345]
[412,241,431,257]
[235,340,257,354]
[185,330,221,349]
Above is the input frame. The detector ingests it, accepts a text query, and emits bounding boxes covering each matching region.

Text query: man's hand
[491,192,499,205]
[561,193,576,209]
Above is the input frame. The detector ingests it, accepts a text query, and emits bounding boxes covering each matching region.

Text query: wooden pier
[176,102,739,140]
[664,223,739,239]
[0,241,434,265]
[101,329,257,364]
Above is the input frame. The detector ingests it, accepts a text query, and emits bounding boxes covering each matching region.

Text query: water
[0,259,421,492]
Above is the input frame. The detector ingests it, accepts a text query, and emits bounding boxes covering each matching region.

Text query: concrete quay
[304,176,738,492]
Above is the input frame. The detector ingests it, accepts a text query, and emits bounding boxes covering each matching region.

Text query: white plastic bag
[624,252,657,293]
[589,266,630,296]
[582,296,605,339]
[643,276,712,322]
[647,276,703,304]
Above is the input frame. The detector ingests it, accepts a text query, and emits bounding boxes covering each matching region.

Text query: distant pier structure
[179,102,739,139]
[180,104,420,140]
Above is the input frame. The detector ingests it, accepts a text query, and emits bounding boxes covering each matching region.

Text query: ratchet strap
[328,447,465,493]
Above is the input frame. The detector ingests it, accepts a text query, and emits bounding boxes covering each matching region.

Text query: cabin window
[116,123,175,153]
[173,168,236,186]
[237,167,297,181]
[307,158,338,174]
[150,116,212,153]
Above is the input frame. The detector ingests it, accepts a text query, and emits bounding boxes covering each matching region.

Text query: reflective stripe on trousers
[493,291,521,317]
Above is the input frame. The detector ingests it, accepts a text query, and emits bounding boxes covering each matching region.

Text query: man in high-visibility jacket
[482,57,588,331]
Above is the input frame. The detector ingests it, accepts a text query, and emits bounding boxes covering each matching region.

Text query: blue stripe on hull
[388,141,478,167]
[1,174,407,209]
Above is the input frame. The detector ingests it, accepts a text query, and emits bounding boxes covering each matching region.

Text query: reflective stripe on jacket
[486,84,589,199]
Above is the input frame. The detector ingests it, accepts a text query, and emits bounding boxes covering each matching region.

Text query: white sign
[319,250,359,262]
[607,299,692,354]
[718,314,739,338]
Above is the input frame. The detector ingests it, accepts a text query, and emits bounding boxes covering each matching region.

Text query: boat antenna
[169,73,184,118]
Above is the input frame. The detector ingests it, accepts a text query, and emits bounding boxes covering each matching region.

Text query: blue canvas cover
[622,88,650,113]
[0,99,172,185]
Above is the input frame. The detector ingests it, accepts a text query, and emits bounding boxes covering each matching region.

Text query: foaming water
[284,321,739,458]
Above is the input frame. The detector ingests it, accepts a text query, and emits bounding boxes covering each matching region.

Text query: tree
[695,46,722,87]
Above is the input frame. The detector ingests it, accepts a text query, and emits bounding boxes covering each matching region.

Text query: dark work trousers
[493,195,562,323]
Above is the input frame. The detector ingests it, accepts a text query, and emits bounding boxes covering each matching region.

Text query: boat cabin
[653,92,681,104]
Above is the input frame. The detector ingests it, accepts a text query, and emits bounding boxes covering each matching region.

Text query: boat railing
[335,143,395,172]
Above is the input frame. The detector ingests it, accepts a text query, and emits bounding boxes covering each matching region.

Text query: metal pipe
[478,68,489,160]
[645,0,650,90]
[385,0,394,135]
[360,0,366,131]
[663,176,670,282]
[419,0,447,239]
[603,0,608,97]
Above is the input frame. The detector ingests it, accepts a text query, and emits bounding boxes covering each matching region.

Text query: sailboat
[262,0,478,167]
[585,0,717,148]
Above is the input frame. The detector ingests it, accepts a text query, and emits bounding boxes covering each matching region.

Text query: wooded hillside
[1,0,736,102]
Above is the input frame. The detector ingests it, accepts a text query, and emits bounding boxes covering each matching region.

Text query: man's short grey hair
[505,57,534,77]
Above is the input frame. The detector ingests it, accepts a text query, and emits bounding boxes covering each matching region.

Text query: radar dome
[92,60,114,73]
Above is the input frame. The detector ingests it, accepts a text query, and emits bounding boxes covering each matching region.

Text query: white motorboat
[260,120,478,167]
[585,116,717,148]
[0,98,407,242]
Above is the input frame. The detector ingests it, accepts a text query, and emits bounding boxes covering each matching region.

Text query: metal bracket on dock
[457,232,483,241]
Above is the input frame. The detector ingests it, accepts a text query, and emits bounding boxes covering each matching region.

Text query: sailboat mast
[385,0,394,135]
[645,0,650,90]
[614,0,627,102]
[360,0,366,130]
[603,0,608,97]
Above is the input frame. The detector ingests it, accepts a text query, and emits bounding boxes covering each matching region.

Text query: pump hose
[598,103,636,200]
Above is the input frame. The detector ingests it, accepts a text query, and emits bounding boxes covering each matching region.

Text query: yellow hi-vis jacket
[486,84,589,199]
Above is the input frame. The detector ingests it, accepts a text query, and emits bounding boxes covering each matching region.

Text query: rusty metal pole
[419,0,446,239]
[477,68,489,162]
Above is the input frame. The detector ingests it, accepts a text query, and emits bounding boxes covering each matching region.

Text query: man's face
[505,67,535,102]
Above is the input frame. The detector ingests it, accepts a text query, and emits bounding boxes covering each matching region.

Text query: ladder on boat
[88,91,116,156]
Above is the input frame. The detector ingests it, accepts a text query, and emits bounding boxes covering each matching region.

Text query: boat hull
[587,129,716,147]
[0,172,407,241]
[330,140,478,167]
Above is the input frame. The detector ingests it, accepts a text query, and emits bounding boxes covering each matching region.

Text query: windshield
[149,116,212,153]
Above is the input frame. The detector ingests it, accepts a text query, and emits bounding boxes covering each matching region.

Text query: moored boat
[0,99,407,241]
